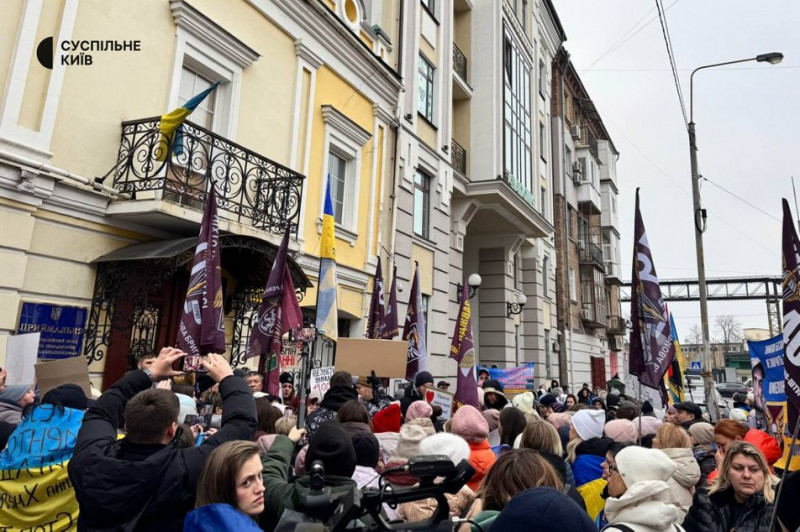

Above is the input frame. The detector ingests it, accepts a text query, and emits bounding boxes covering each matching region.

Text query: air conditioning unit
[570,124,581,140]
[576,240,586,251]
[581,308,592,320]
[572,160,584,176]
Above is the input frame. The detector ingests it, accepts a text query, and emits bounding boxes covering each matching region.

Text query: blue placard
[16,303,88,359]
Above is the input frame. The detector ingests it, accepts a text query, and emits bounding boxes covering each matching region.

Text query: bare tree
[685,324,703,346]
[714,315,743,352]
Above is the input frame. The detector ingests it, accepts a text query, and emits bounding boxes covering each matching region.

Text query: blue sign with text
[16,303,88,359]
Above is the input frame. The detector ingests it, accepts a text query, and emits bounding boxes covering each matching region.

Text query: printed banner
[480,363,535,398]
[0,404,84,530]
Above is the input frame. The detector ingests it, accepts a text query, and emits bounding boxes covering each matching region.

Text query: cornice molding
[321,105,372,146]
[295,39,323,69]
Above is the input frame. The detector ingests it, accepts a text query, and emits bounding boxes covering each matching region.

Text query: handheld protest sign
[35,355,91,397]
[424,386,454,420]
[6,332,40,387]
[335,338,406,378]
[310,366,334,397]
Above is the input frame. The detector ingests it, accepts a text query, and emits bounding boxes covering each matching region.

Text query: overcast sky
[552,0,800,342]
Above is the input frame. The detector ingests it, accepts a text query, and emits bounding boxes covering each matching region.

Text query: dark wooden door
[591,356,607,392]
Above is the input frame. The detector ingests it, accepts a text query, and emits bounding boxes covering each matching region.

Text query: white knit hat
[511,391,536,414]
[571,409,606,441]
[616,446,677,488]
[419,432,471,466]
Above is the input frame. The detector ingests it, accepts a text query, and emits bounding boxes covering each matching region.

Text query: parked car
[684,376,730,419]
[716,382,748,398]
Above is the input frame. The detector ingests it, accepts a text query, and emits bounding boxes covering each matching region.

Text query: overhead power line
[655,0,688,126]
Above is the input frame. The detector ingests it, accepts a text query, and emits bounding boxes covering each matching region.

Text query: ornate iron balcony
[112,118,304,235]
[451,138,467,175]
[453,43,468,82]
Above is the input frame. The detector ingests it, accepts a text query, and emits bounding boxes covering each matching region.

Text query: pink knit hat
[451,405,489,443]
[406,400,433,422]
[635,416,663,437]
[604,419,638,443]
[482,409,500,432]
[547,412,572,431]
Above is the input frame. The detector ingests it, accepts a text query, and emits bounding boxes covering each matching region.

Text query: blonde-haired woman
[184,441,264,531]
[652,423,700,523]
[683,441,778,532]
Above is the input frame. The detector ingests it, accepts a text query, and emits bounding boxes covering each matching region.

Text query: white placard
[310,366,334,397]
[424,386,454,420]
[6,333,40,387]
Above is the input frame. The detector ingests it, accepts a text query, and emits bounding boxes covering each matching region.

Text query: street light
[456,273,482,301]
[688,51,783,422]
[506,292,527,318]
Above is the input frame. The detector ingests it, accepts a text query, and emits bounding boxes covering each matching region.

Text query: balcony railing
[607,315,626,335]
[451,138,467,175]
[453,43,467,82]
[579,241,604,268]
[112,118,304,234]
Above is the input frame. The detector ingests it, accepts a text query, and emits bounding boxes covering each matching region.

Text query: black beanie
[280,372,294,385]
[306,422,357,478]
[350,431,380,468]
[414,371,433,388]
[197,374,215,395]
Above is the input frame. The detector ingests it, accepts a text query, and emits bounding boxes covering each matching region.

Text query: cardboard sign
[6,333,40,387]
[424,386,454,420]
[310,366,334,396]
[35,356,91,397]
[334,338,406,378]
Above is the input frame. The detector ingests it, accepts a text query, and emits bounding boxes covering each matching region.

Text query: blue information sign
[16,303,88,359]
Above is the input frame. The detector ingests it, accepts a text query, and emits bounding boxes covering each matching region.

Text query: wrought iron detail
[453,43,468,82]
[113,117,305,235]
[129,304,161,365]
[451,138,467,176]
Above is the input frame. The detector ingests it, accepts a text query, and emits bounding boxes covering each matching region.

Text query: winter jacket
[602,480,685,532]
[0,400,22,424]
[68,370,257,532]
[660,447,700,522]
[692,444,716,489]
[572,437,613,520]
[398,484,475,522]
[399,385,425,417]
[259,434,357,532]
[375,431,399,460]
[363,389,393,418]
[183,503,262,531]
[540,451,587,510]
[305,385,358,441]
[466,439,496,492]
[682,487,774,532]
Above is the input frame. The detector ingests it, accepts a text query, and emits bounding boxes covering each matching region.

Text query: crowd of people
[0,351,799,531]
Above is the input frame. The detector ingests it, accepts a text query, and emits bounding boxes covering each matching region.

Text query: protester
[279,372,298,409]
[482,379,508,409]
[487,487,597,532]
[405,400,433,423]
[511,391,537,415]
[494,407,527,456]
[355,375,392,417]
[400,371,433,416]
[350,429,381,489]
[713,419,782,476]
[683,441,778,532]
[69,349,256,531]
[0,384,34,424]
[254,397,282,440]
[664,404,679,425]
[305,371,357,440]
[244,372,263,394]
[604,419,639,444]
[673,402,703,430]
[567,408,611,519]
[451,404,495,492]
[539,393,563,417]
[602,446,683,532]
[184,441,263,531]
[372,402,402,458]
[260,422,357,531]
[652,423,700,522]
[687,422,717,489]
[462,449,564,530]
[437,380,450,391]
[478,368,490,388]
[482,408,501,447]
[606,374,626,395]
[578,384,593,404]
[136,352,157,370]
[775,471,799,532]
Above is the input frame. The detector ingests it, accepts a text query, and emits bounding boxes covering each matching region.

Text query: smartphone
[183,355,206,373]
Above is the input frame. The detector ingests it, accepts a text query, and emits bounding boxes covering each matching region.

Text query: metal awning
[93,234,312,291]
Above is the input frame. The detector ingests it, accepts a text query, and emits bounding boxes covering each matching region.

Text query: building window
[569,267,577,301]
[541,186,547,218]
[538,58,546,97]
[566,205,573,240]
[514,253,521,291]
[539,122,547,161]
[417,55,435,122]
[522,0,528,31]
[413,170,431,239]
[328,151,348,225]
[612,195,617,214]
[178,67,217,130]
[421,0,435,14]
[542,255,550,297]
[503,31,532,194]
[421,294,430,344]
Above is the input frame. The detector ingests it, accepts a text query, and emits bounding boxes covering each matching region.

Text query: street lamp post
[688,52,782,422]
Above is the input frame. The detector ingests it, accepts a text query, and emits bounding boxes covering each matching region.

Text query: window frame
[417,54,435,123]
[542,255,550,298]
[539,121,547,162]
[413,169,432,240]
[538,58,546,98]
[502,29,533,194]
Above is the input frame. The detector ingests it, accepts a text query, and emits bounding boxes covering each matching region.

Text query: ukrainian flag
[665,310,687,403]
[316,176,338,341]
[157,81,220,161]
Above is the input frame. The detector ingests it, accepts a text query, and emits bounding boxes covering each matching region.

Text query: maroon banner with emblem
[450,278,479,409]
[366,256,387,339]
[383,264,399,339]
[782,199,800,430]
[403,263,427,380]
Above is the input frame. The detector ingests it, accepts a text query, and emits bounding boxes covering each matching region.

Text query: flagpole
[296,335,315,429]
[768,415,800,531]
[792,176,800,234]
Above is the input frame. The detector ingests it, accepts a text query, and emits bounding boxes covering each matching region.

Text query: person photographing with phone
[68,348,257,531]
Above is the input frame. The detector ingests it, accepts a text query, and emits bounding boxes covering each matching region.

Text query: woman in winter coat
[707,419,782,483]
[184,440,264,531]
[492,407,527,456]
[601,446,684,532]
[0,384,34,424]
[687,422,716,489]
[683,441,778,532]
[567,409,612,520]
[450,405,496,492]
[652,423,700,523]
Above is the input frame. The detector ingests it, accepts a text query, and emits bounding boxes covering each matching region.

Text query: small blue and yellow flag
[316,176,338,341]
[157,81,219,161]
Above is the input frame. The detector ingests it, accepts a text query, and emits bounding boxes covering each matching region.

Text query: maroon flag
[366,256,387,339]
[450,278,479,409]
[177,187,225,368]
[383,264,399,339]
[782,199,800,430]
[628,189,675,389]
[403,264,427,379]
[246,227,303,395]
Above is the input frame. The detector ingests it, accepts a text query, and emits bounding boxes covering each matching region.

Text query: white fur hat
[419,432,471,466]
